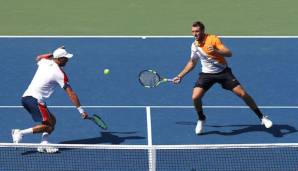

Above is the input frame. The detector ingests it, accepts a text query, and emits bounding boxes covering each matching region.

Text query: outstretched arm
[173,58,197,84]
[64,86,88,119]
[36,46,65,62]
[36,53,53,62]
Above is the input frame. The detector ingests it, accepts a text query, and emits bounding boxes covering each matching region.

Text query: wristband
[77,106,85,114]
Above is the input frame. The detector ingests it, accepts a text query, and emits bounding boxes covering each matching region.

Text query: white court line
[0,35,298,38]
[146,107,153,146]
[145,107,156,171]
[1,105,298,109]
[0,142,297,148]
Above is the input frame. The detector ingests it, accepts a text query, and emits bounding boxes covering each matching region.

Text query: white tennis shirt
[23,59,69,102]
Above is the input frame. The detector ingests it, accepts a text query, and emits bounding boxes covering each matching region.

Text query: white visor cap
[53,48,73,59]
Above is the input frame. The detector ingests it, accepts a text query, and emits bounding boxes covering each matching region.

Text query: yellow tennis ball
[104,69,110,75]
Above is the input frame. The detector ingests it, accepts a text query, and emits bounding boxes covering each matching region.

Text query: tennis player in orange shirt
[173,21,273,134]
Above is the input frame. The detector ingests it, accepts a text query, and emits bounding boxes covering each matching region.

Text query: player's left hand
[207,46,216,53]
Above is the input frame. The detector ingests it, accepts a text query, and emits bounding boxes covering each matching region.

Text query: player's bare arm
[173,58,197,84]
[35,53,53,62]
[65,86,88,119]
[207,45,232,57]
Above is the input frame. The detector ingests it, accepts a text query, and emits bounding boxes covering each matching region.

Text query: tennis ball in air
[104,69,110,75]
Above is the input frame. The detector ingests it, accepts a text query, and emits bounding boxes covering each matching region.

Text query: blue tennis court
[0,37,298,170]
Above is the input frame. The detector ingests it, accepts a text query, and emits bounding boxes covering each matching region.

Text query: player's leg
[219,68,272,128]
[12,96,56,143]
[232,85,263,118]
[32,104,58,153]
[193,73,214,134]
[12,96,38,143]
[32,113,56,134]
[36,112,58,153]
[193,87,207,134]
[232,85,272,128]
[31,103,56,144]
[39,113,56,143]
[219,68,264,118]
[192,87,206,121]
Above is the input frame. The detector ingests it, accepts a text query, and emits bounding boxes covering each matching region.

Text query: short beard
[59,63,66,67]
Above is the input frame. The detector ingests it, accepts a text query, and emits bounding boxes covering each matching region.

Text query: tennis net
[0,143,298,171]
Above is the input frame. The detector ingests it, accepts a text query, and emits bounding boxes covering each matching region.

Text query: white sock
[41,132,49,143]
[20,128,33,135]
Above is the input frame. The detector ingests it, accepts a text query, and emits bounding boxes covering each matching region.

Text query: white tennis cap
[53,48,73,59]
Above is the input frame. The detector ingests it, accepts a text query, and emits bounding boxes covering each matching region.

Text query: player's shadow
[176,121,297,137]
[59,131,145,144]
[21,132,145,155]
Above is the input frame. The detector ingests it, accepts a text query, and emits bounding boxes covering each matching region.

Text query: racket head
[91,114,108,130]
[138,70,162,88]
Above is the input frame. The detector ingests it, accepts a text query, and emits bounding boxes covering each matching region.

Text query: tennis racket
[87,114,108,130]
[138,70,173,88]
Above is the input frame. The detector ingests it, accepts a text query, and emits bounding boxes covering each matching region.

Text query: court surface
[1,37,298,145]
[1,37,298,171]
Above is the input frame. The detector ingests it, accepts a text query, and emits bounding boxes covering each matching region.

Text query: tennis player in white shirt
[12,46,88,153]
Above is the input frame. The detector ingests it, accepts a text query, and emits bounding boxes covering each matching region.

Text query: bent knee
[48,126,55,134]
[236,90,249,98]
[232,86,248,98]
[42,118,56,134]
[192,88,205,101]
[192,94,203,101]
[44,125,55,134]
[44,114,56,126]
[37,123,55,134]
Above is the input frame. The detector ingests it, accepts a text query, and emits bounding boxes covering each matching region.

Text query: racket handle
[165,78,174,82]
[86,116,93,120]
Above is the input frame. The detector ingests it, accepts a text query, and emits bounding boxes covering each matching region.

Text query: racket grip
[86,116,93,120]
[165,78,174,82]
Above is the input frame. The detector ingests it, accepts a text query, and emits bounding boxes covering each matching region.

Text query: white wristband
[77,106,85,114]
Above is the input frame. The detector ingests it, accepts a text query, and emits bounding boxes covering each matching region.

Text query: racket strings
[139,71,160,87]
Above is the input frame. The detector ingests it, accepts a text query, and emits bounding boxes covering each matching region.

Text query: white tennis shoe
[37,141,59,153]
[195,120,205,135]
[11,129,23,143]
[261,116,273,128]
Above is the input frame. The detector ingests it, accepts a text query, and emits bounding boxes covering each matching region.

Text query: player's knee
[45,114,56,127]
[49,113,56,125]
[48,126,55,134]
[41,124,54,134]
[42,118,56,134]
[232,85,249,98]
[237,90,248,98]
[192,88,205,101]
[192,94,203,101]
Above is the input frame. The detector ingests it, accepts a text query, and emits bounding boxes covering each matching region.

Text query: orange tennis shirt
[190,34,228,73]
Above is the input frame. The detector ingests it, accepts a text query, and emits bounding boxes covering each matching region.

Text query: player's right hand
[173,76,182,84]
[81,112,89,119]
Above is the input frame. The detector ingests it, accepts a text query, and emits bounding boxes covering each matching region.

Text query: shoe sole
[37,146,59,153]
[262,119,273,129]
[264,122,273,128]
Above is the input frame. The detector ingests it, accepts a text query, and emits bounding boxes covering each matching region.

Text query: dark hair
[192,21,205,31]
